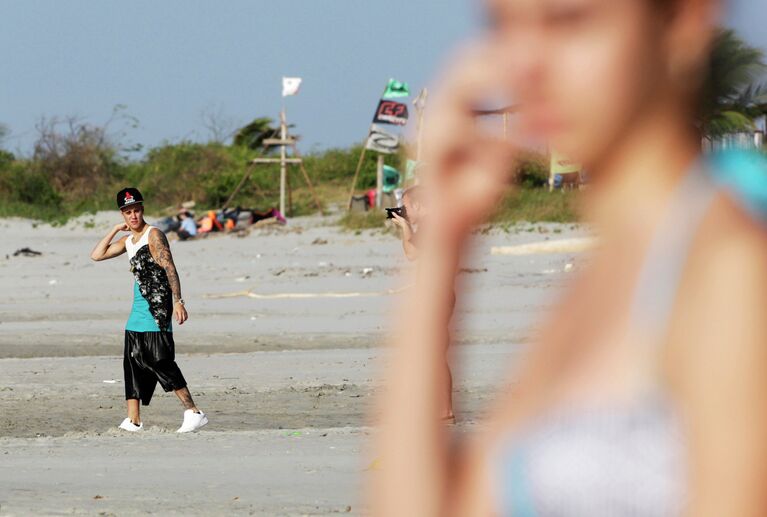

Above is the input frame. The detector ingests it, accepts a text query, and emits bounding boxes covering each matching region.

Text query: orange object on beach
[198,211,223,233]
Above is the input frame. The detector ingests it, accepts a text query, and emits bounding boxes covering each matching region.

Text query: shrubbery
[0,118,567,223]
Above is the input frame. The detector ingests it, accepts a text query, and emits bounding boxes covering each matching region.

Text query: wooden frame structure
[222,110,322,215]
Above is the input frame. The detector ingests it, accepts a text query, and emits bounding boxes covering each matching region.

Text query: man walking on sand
[90,187,208,433]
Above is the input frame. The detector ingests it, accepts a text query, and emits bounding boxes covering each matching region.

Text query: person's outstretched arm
[148,228,188,325]
[90,223,128,261]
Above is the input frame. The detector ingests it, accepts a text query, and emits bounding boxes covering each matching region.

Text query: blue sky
[1,0,764,156]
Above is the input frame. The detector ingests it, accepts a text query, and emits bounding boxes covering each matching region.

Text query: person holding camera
[389,186,456,424]
[389,186,424,261]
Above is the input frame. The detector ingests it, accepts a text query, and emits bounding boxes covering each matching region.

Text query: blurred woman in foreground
[375,0,767,515]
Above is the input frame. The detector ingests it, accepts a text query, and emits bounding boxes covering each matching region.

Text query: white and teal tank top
[125,226,173,332]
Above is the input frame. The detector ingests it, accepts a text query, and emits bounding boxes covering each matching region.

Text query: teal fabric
[126,282,172,332]
[382,165,401,193]
[708,150,767,221]
[500,445,537,517]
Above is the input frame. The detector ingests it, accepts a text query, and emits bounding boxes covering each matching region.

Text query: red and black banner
[372,99,409,126]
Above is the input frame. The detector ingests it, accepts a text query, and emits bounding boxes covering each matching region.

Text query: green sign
[383,78,410,99]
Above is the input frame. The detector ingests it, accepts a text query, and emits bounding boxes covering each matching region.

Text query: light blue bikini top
[496,150,767,517]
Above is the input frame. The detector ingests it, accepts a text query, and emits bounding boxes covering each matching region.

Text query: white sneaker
[118,418,143,432]
[176,410,208,433]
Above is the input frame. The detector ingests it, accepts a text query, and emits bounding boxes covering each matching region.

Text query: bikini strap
[628,161,718,338]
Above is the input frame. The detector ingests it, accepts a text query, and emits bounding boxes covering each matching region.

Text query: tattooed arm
[148,228,188,325]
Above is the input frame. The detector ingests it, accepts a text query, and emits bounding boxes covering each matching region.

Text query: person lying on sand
[90,187,208,433]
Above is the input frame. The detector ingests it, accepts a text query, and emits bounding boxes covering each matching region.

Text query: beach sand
[0,212,586,515]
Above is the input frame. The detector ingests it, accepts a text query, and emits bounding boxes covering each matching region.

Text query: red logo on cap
[124,192,134,204]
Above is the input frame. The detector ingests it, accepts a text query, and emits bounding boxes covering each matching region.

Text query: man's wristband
[175,299,185,305]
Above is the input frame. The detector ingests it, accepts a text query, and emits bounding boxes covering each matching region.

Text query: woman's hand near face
[420,41,517,243]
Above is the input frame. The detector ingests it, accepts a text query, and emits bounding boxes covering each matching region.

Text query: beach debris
[285,431,302,437]
[48,279,58,285]
[102,380,118,384]
[13,247,42,257]
[93,495,104,500]
[311,238,328,245]
[459,267,488,274]
[235,275,250,282]
[361,267,374,277]
[564,263,574,272]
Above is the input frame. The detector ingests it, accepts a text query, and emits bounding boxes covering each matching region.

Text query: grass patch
[336,187,579,231]
[338,210,388,232]
[492,188,579,223]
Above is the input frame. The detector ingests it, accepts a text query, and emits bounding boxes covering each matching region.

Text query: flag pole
[413,88,428,162]
[376,154,384,209]
[346,80,393,211]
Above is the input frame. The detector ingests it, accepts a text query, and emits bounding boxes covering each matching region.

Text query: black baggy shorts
[124,330,187,406]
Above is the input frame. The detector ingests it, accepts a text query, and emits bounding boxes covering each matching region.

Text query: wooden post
[286,160,293,216]
[347,82,392,210]
[222,109,321,215]
[279,109,287,216]
[376,154,384,208]
[346,146,368,209]
[413,88,428,162]
[223,162,255,209]
[290,143,323,212]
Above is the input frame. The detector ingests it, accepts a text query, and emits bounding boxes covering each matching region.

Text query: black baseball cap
[116,187,144,210]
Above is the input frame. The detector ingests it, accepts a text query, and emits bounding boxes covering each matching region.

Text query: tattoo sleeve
[149,229,183,302]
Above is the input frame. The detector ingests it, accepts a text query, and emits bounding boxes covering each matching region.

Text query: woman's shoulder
[681,154,767,311]
[708,150,767,224]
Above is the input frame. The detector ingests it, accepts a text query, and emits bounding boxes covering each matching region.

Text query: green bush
[0,135,580,225]
[0,164,61,207]
[0,150,14,168]
[515,152,549,188]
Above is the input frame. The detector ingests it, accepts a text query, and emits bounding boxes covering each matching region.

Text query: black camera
[385,206,408,221]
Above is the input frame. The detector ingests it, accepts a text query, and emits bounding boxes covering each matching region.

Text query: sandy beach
[0,212,587,515]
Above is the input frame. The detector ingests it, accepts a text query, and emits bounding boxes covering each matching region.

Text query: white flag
[282,77,302,97]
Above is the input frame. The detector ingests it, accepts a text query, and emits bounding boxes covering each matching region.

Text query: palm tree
[232,117,280,150]
[700,29,766,139]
